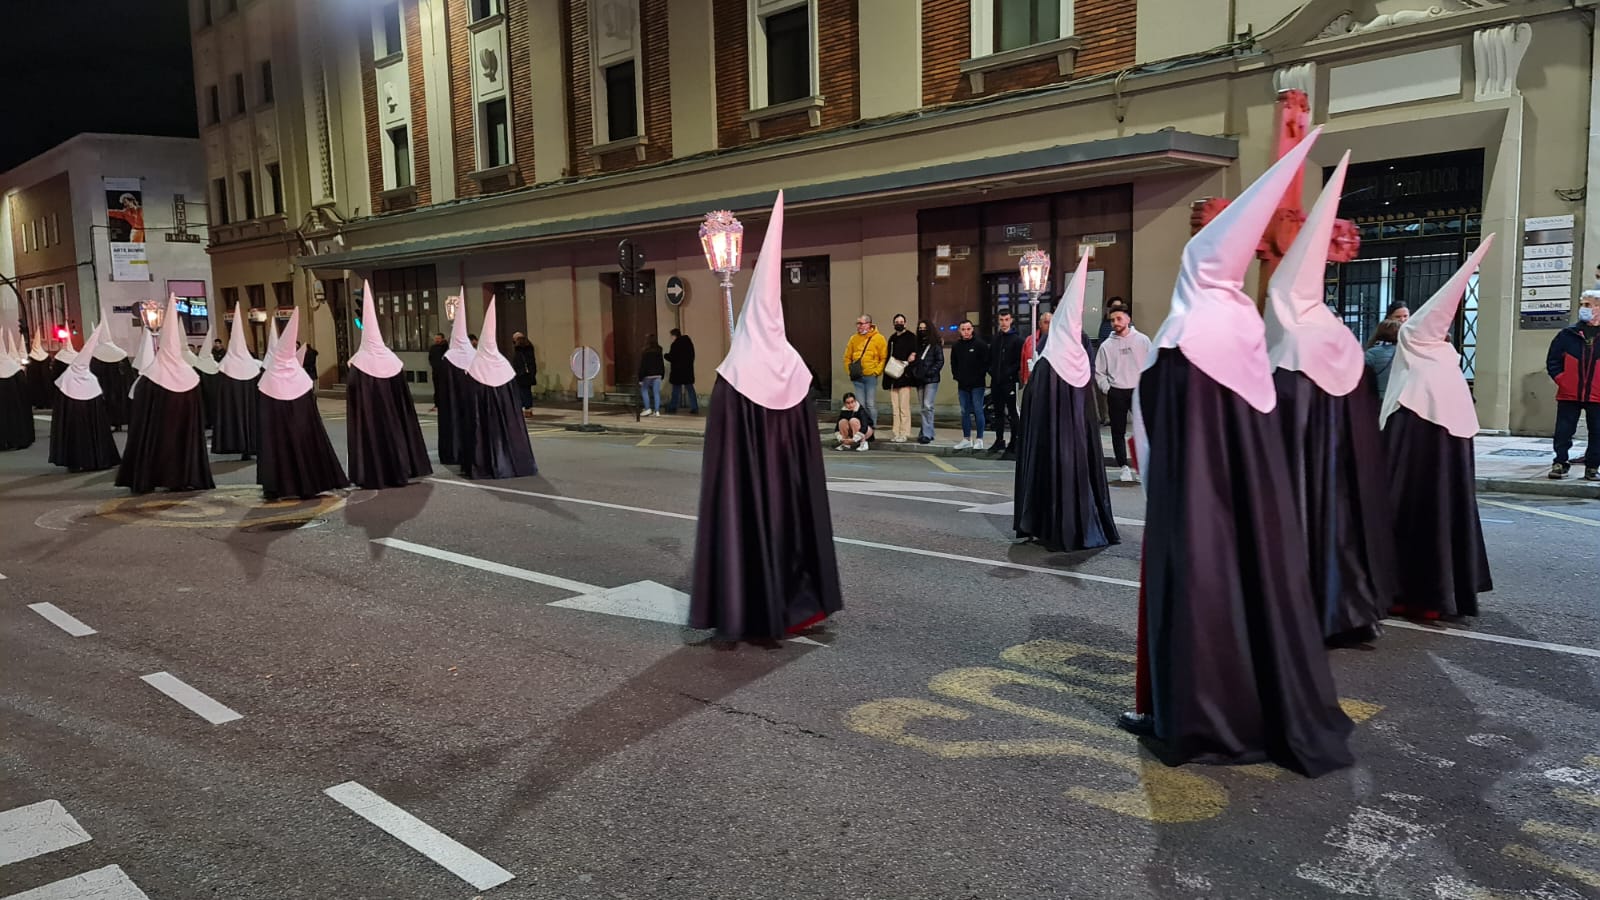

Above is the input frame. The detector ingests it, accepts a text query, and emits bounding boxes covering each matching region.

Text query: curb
[1477,477,1600,499]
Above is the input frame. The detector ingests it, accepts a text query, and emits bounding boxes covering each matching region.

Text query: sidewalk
[375,396,1600,500]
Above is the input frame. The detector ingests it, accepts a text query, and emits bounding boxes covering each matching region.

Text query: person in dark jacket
[950,320,990,451]
[638,333,665,417]
[511,332,537,416]
[882,313,919,443]
[987,311,1024,455]
[211,339,225,362]
[1546,290,1600,480]
[909,319,944,444]
[299,344,319,384]
[427,333,448,412]
[1363,319,1400,397]
[664,328,698,413]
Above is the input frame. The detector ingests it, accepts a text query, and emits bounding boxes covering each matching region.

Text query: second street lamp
[1018,249,1051,345]
[699,210,744,340]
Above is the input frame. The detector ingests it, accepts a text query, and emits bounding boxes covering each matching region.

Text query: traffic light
[54,325,69,341]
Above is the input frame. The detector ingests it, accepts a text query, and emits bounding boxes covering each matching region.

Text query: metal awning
[300,129,1237,270]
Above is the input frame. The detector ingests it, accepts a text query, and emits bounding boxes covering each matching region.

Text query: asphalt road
[1,408,1598,900]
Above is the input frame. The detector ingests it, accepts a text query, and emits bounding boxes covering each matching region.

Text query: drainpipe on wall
[1585,1,1600,289]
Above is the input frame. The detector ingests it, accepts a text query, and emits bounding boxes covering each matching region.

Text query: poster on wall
[103,177,150,282]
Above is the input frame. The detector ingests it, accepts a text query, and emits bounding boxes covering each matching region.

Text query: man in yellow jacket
[843,314,889,427]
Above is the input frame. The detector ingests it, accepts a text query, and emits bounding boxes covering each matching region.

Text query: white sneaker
[834,444,848,452]
[892,436,906,443]
[1120,466,1134,483]
[856,441,869,452]
[954,439,972,450]
[642,409,652,417]
[973,439,985,452]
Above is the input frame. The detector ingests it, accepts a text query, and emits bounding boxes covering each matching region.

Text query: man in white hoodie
[1094,309,1152,482]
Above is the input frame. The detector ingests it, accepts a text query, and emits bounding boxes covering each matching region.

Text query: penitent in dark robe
[345,281,431,489]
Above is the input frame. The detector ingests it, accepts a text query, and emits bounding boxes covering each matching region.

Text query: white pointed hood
[57,321,107,401]
[716,191,811,409]
[349,281,405,379]
[1265,153,1364,397]
[265,314,280,361]
[55,333,79,366]
[296,343,307,366]
[28,327,47,362]
[465,298,517,387]
[192,312,220,375]
[0,332,20,379]
[146,294,201,393]
[92,325,128,363]
[1041,252,1093,388]
[219,304,262,380]
[444,288,475,369]
[259,308,314,401]
[1147,126,1323,413]
[1380,236,1494,439]
[131,328,156,372]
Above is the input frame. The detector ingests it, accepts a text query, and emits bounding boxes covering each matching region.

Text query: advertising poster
[103,177,150,282]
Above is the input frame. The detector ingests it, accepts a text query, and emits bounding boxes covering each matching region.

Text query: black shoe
[917,436,932,444]
[1549,463,1570,480]
[987,441,1006,455]
[1117,712,1154,737]
[1586,467,1599,482]
[1001,450,1017,461]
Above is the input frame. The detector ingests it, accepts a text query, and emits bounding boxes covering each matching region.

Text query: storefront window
[370,265,436,351]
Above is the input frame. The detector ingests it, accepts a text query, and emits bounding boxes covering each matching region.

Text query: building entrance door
[780,256,831,401]
[488,280,527,350]
[608,270,657,389]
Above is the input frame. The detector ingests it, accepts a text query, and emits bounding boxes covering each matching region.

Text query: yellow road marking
[920,453,961,474]
[1521,820,1600,849]
[637,434,657,447]
[842,698,1228,823]
[1480,499,1600,528]
[1555,787,1600,808]
[95,486,346,528]
[929,667,1128,734]
[528,427,567,435]
[1000,640,1137,688]
[1501,843,1600,888]
[1339,698,1384,724]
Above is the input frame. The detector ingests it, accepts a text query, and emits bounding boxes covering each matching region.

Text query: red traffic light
[54,326,69,341]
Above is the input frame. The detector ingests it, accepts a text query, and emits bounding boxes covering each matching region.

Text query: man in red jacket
[1547,290,1600,480]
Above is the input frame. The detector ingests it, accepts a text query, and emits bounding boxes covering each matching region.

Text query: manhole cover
[241,517,327,533]
[1490,449,1550,458]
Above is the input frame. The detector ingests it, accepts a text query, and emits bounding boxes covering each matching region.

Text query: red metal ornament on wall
[1189,89,1361,305]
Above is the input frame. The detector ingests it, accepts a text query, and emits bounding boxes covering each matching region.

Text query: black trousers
[991,379,1019,447]
[1107,387,1135,467]
[1554,400,1600,467]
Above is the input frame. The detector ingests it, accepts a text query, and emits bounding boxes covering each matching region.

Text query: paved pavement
[2,401,1598,899]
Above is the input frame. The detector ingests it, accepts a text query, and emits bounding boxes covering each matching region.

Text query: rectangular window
[28,220,37,252]
[222,286,239,312]
[247,284,267,309]
[273,281,294,308]
[471,0,503,21]
[764,5,810,105]
[266,163,284,215]
[212,177,230,224]
[233,73,247,116]
[207,85,221,124]
[260,60,274,105]
[481,98,509,169]
[993,0,1060,53]
[239,171,256,220]
[387,126,412,188]
[378,2,403,57]
[603,60,638,141]
[49,213,59,246]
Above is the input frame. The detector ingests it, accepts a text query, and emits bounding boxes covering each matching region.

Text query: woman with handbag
[882,313,918,443]
[910,319,944,444]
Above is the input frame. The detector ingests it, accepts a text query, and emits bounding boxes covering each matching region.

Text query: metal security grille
[1328,231,1482,381]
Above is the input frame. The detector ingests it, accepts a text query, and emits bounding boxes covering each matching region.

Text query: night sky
[0,0,198,172]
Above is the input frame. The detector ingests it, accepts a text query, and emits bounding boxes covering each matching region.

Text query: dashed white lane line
[372,537,603,594]
[139,672,243,725]
[426,477,1140,588]
[1,865,151,900]
[26,603,97,637]
[323,781,514,891]
[1384,620,1600,660]
[0,800,91,866]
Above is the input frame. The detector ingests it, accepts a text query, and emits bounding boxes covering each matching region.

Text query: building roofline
[1,132,201,183]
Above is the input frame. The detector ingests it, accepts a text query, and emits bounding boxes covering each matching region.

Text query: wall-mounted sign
[104,177,150,282]
[1520,214,1576,329]
[935,263,951,279]
[936,244,952,259]
[1003,224,1033,242]
[1005,244,1040,257]
[1525,214,1575,232]
[665,275,686,307]
[1523,242,1573,260]
[274,307,294,321]
[1522,257,1573,274]
[1081,232,1117,247]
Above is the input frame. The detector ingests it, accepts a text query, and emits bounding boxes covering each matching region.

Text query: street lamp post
[1018,249,1051,346]
[699,210,744,340]
[137,299,166,333]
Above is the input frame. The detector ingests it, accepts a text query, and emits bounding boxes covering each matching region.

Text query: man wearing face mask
[1546,290,1600,481]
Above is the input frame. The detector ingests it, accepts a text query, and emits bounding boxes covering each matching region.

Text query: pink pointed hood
[716,191,810,409]
[444,287,475,369]
[259,308,314,401]
[145,294,200,393]
[1041,252,1093,388]
[265,314,280,361]
[349,280,405,379]
[1265,152,1364,396]
[465,297,517,387]
[219,303,261,380]
[1380,236,1494,439]
[1147,126,1324,413]
[57,321,107,401]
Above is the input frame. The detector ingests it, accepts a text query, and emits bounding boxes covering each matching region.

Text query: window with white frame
[590,0,642,144]
[480,98,510,168]
[971,0,1074,56]
[385,125,413,189]
[376,1,403,58]
[471,0,504,22]
[748,0,816,108]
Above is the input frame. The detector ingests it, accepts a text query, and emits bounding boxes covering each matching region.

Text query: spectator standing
[663,328,698,414]
[1363,319,1400,397]
[842,315,888,426]
[638,334,665,417]
[950,320,990,450]
[909,319,944,444]
[1094,308,1152,481]
[1020,312,1051,385]
[987,311,1023,455]
[1546,290,1600,480]
[511,332,537,417]
[427,332,447,413]
[1093,298,1128,426]
[882,313,918,442]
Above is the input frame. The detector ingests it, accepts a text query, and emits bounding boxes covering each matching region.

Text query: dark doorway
[487,280,527,350]
[325,278,351,381]
[608,270,657,389]
[780,256,831,401]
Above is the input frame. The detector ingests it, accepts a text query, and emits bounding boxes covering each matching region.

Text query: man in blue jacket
[1546,290,1600,480]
